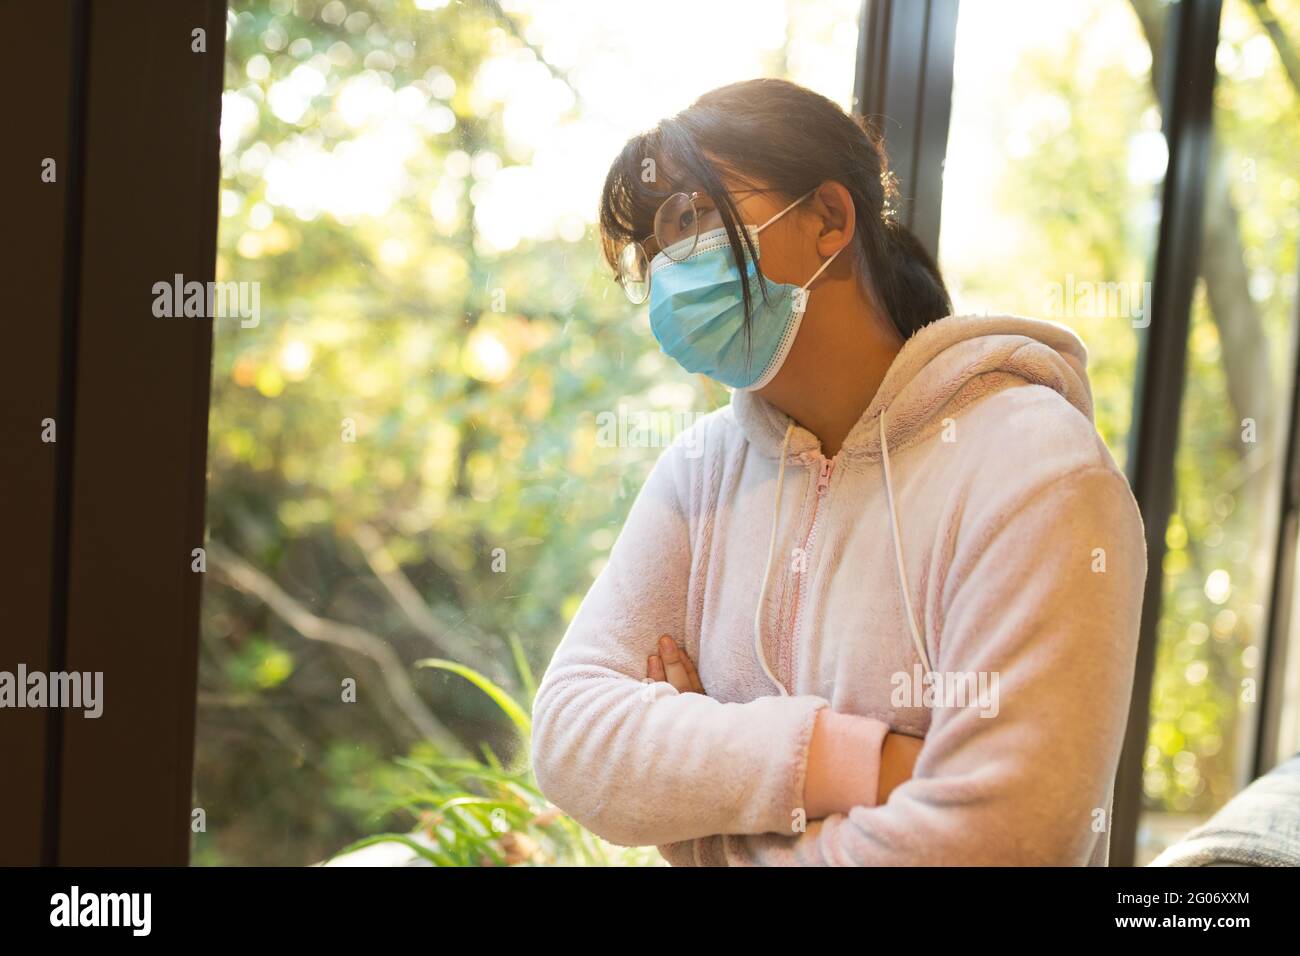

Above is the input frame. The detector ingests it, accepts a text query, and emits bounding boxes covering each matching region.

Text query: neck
[756,288,901,459]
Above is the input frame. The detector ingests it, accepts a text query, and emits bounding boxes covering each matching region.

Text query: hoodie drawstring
[754,411,933,695]
[879,408,933,675]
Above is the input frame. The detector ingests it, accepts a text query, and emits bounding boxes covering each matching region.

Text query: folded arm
[653,658,918,864]
[680,466,1146,865]
[529,435,852,847]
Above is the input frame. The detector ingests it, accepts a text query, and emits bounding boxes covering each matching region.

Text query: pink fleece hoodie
[529,313,1148,865]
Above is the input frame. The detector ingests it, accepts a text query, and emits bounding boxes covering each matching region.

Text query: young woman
[529,78,1147,865]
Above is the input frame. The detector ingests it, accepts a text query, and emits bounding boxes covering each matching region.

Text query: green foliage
[327,660,663,866]
[1143,0,1300,816]
[195,0,1300,868]
[197,0,699,866]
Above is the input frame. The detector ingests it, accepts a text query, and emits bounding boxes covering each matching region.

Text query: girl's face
[640,156,867,398]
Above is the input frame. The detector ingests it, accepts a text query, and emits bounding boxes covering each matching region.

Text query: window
[17,0,1293,868]
[1138,0,1300,863]
[196,0,866,866]
[938,0,1169,468]
[939,0,1300,864]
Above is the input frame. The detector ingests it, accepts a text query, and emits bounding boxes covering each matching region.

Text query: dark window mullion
[854,0,959,261]
[910,0,958,256]
[54,0,226,866]
[0,0,85,868]
[1112,0,1224,867]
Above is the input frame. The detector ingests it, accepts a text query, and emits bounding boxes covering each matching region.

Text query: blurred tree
[198,0,707,864]
[196,0,1300,864]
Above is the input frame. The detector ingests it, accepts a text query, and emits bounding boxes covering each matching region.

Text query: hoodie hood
[731,313,1094,460]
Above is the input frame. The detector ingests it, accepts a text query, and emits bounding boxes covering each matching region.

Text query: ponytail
[876,216,953,337]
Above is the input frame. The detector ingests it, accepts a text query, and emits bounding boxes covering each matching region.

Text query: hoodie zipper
[784,454,835,691]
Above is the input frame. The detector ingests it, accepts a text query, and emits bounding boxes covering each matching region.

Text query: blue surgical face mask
[647,189,843,390]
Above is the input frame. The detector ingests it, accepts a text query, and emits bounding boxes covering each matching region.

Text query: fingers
[647,634,703,694]
[677,641,705,694]
[657,635,695,693]
[647,654,666,683]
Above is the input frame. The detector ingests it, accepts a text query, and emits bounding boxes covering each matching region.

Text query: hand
[804,709,924,818]
[646,637,920,815]
[646,634,705,694]
[878,731,923,804]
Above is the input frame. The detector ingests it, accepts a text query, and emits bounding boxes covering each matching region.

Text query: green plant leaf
[415,658,531,737]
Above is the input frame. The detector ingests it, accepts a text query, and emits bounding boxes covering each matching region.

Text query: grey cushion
[1148,752,1300,867]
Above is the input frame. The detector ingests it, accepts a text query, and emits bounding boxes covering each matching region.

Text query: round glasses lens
[618,241,650,304]
[654,192,700,261]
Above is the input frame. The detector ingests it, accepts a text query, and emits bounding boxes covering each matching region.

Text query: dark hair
[598,77,952,342]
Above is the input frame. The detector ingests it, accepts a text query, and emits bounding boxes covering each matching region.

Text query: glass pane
[937,0,1169,470]
[196,0,864,866]
[1138,0,1300,864]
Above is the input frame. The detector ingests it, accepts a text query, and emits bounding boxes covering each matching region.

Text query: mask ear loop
[792,244,844,317]
[751,188,841,316]
[737,190,816,313]
[754,188,817,234]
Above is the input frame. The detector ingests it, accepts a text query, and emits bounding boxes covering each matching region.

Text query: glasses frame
[616,187,776,305]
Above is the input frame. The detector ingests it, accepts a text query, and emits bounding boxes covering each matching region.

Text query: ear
[810,180,856,257]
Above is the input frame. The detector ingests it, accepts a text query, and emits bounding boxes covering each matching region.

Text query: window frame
[0,0,226,865]
[7,0,1293,868]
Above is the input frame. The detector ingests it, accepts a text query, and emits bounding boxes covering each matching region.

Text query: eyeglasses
[616,188,772,305]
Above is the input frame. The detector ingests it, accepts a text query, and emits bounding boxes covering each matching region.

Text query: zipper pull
[816,458,834,496]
